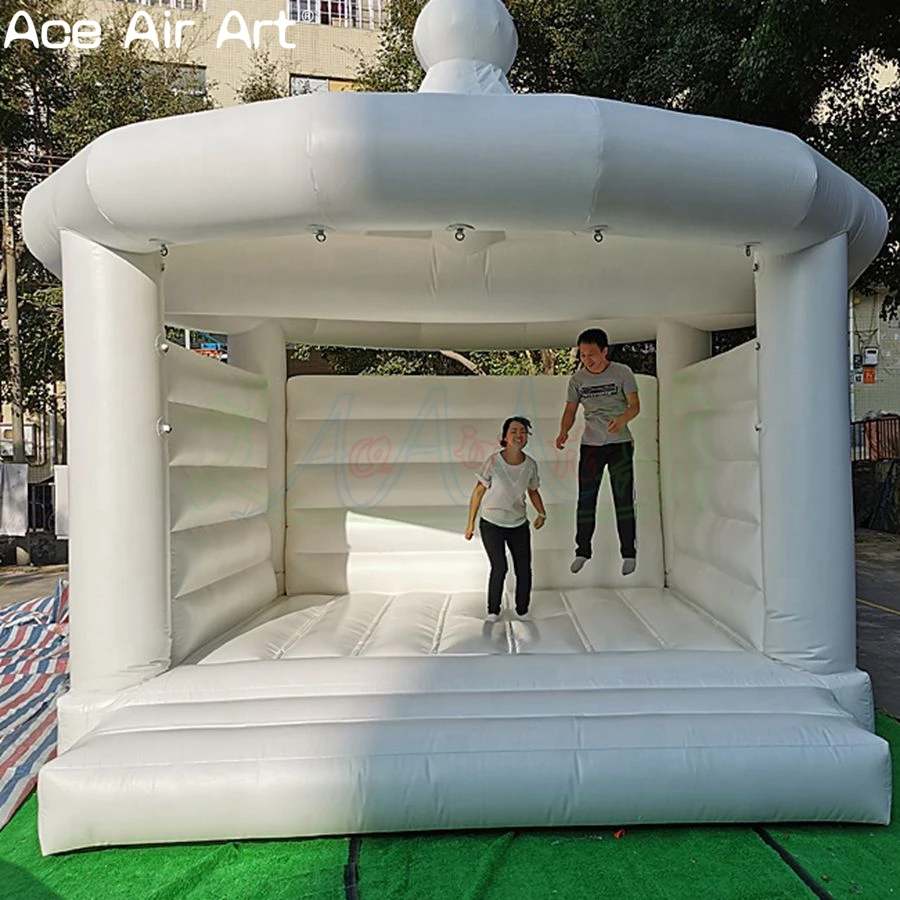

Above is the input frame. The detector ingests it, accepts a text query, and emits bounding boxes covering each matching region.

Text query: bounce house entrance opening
[185,346,760,667]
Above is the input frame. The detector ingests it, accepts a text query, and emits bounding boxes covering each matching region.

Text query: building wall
[851,291,900,419]
[86,0,383,106]
[0,403,58,476]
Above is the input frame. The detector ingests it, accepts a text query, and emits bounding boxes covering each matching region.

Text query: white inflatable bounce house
[22,0,893,854]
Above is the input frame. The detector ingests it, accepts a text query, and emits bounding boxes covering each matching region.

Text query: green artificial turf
[0,795,347,900]
[1,715,897,900]
[358,826,812,899]
[758,713,900,900]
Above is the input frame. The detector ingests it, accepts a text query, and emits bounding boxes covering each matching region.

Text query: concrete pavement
[855,529,900,717]
[0,566,67,610]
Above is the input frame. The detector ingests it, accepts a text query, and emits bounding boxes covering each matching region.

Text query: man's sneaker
[622,558,637,576]
[570,556,588,574]
[515,610,531,621]
[486,612,501,623]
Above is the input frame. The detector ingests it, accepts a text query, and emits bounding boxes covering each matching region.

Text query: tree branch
[440,349,483,374]
[541,348,557,375]
[0,240,30,304]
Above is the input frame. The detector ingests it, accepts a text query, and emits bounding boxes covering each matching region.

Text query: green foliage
[296,347,473,376]
[292,346,591,377]
[469,348,579,377]
[356,0,424,93]
[575,0,898,135]
[1,5,215,155]
[0,0,72,151]
[711,326,756,357]
[0,285,64,411]
[48,9,214,155]
[817,71,900,314]
[608,341,657,376]
[165,325,187,346]
[356,0,596,94]
[237,49,288,104]
[1,1,217,425]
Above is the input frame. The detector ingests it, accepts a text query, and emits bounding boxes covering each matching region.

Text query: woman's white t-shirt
[476,451,541,527]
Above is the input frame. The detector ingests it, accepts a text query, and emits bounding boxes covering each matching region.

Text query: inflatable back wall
[284,374,663,597]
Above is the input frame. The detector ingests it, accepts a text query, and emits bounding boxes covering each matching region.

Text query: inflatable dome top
[21,0,888,348]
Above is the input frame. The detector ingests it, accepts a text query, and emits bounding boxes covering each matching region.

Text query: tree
[48,9,214,155]
[577,0,900,306]
[0,284,64,411]
[356,0,423,93]
[0,0,72,152]
[817,69,900,313]
[236,49,288,104]
[291,345,583,377]
[357,0,595,94]
[1,2,217,452]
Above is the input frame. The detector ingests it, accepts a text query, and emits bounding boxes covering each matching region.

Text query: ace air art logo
[3,7,307,50]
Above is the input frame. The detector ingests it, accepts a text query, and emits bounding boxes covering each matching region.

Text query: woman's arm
[528,488,547,529]
[466,483,487,539]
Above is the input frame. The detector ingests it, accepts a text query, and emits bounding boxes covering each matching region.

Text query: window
[290,75,329,95]
[290,75,356,94]
[0,424,37,459]
[146,62,208,98]
[287,0,384,29]
[115,0,207,12]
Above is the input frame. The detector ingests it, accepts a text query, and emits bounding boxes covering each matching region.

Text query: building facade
[86,0,384,106]
[851,289,900,420]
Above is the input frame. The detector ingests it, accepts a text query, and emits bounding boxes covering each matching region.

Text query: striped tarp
[0,580,69,830]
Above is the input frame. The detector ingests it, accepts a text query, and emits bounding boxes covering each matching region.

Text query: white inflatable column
[756,234,854,674]
[228,322,287,594]
[61,231,170,693]
[656,321,710,580]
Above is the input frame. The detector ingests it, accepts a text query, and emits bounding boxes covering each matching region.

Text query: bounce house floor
[195,587,749,663]
[34,588,890,854]
[3,714,899,900]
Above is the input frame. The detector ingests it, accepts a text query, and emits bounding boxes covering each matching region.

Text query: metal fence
[851,416,900,461]
[27,483,54,533]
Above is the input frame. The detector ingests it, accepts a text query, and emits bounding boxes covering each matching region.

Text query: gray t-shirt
[567,362,639,446]
[476,451,541,527]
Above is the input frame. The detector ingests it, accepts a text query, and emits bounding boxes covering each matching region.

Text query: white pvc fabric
[284,375,663,596]
[25,0,893,855]
[20,88,887,349]
[38,648,890,853]
[667,343,763,647]
[165,345,278,663]
[37,361,891,851]
[23,94,886,288]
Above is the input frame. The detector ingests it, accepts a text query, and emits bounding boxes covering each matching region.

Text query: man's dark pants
[575,442,636,560]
